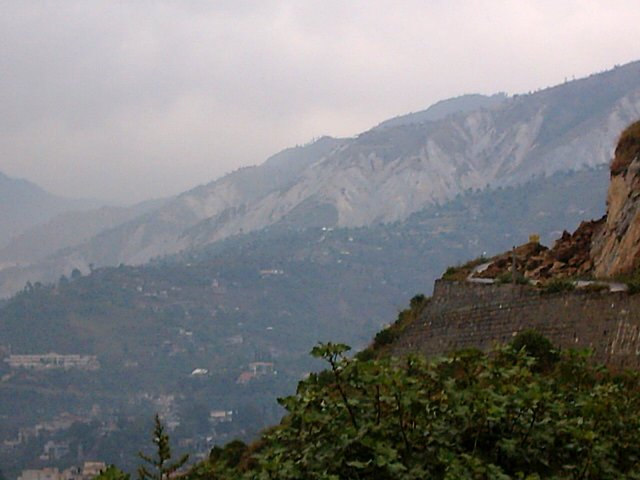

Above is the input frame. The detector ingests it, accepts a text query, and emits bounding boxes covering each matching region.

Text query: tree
[138,414,188,480]
[95,465,130,480]
[71,268,82,280]
[510,328,559,371]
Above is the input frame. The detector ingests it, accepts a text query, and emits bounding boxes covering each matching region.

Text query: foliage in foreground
[138,414,188,480]
[185,339,640,479]
[366,294,430,357]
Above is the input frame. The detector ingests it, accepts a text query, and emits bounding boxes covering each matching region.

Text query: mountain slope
[0,171,101,250]
[2,61,640,294]
[0,198,167,265]
[0,166,609,472]
[79,61,640,264]
[375,92,507,129]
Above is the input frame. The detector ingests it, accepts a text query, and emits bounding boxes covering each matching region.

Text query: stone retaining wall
[391,280,640,369]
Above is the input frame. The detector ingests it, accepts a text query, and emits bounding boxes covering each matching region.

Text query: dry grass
[611,120,640,175]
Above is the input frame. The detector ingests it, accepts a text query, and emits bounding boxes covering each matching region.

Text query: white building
[209,410,233,424]
[6,353,99,371]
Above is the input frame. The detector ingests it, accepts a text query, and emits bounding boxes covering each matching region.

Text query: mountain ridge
[1,61,639,296]
[0,170,104,252]
[118,61,640,255]
[374,92,508,129]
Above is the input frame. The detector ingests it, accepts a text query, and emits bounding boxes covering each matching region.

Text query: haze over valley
[1,1,640,477]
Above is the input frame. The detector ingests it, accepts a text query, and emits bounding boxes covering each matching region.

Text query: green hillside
[0,167,608,475]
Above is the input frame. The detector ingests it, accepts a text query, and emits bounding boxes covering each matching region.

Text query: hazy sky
[1,1,639,204]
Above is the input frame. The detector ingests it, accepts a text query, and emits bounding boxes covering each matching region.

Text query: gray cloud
[1,0,639,203]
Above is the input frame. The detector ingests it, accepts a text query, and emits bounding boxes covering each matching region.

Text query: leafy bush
[442,265,466,281]
[510,329,559,371]
[409,293,427,309]
[373,327,399,347]
[95,466,130,480]
[369,294,430,353]
[187,342,640,479]
[628,278,640,295]
[621,268,640,294]
[209,440,248,470]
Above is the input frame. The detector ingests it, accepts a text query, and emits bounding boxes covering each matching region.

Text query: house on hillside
[39,440,69,461]
[236,362,276,384]
[249,361,275,376]
[209,410,233,424]
[6,353,99,371]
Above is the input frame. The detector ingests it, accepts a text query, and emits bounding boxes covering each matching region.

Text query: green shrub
[541,278,575,294]
[510,330,559,372]
[409,293,427,310]
[621,269,640,294]
[628,278,640,295]
[354,348,375,362]
[442,265,465,281]
[195,342,640,479]
[369,293,430,353]
[209,440,247,469]
[373,327,399,347]
[496,272,529,285]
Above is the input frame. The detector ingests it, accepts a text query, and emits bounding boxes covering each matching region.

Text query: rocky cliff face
[591,121,640,277]
[463,120,640,282]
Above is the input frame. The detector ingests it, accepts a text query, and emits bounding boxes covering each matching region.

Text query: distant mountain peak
[0,169,105,250]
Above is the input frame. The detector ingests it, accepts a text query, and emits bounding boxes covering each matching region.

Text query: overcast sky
[1,1,639,204]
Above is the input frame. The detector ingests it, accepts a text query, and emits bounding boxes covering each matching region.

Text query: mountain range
[0,172,102,253]
[1,61,640,297]
[1,60,637,473]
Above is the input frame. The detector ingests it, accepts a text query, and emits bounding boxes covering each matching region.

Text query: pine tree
[138,414,188,480]
[95,465,130,480]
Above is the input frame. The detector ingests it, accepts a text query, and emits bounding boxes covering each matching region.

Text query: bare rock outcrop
[591,121,640,277]
[472,219,602,282]
[467,121,640,283]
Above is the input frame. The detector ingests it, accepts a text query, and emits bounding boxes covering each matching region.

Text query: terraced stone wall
[392,280,640,369]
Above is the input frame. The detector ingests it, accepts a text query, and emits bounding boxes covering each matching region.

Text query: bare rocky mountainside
[1,61,640,296]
